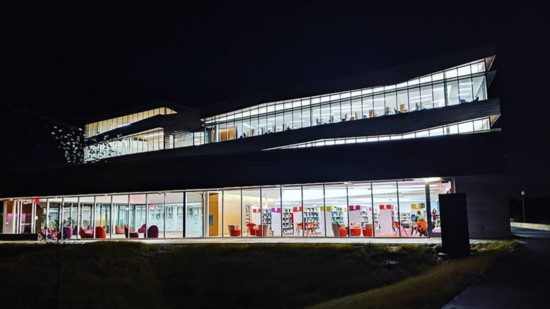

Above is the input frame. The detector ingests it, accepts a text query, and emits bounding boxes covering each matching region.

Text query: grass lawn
[308,241,515,309]
[0,241,512,308]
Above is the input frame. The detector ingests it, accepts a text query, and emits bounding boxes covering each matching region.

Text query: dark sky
[1,1,548,197]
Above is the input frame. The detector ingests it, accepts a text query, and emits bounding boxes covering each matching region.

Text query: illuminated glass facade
[204,59,489,142]
[2,178,450,239]
[1,53,507,240]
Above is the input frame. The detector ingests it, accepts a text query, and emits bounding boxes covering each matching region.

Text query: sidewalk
[443,227,550,309]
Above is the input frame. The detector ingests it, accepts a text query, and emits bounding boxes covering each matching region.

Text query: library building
[0,47,510,241]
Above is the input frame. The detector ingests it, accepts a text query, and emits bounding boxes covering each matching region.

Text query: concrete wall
[455,174,511,239]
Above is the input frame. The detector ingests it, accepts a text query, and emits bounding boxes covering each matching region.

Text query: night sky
[1,2,548,198]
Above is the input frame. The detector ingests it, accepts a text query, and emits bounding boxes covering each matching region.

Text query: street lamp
[521,190,526,222]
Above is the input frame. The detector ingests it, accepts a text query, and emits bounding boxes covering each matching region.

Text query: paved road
[443,227,550,309]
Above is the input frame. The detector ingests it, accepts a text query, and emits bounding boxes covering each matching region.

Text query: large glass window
[472,75,487,101]
[223,189,242,237]
[62,197,78,239]
[347,183,372,237]
[420,85,433,109]
[185,192,203,237]
[446,80,459,106]
[165,192,183,238]
[95,195,111,238]
[112,195,129,238]
[429,180,453,235]
[242,189,261,236]
[262,187,281,237]
[398,180,427,238]
[458,77,473,103]
[385,92,397,115]
[325,184,348,237]
[340,99,352,121]
[363,95,374,118]
[281,186,302,237]
[147,193,165,238]
[397,90,408,113]
[373,93,385,117]
[408,87,421,111]
[351,98,362,120]
[79,196,94,238]
[432,83,445,108]
[130,194,146,238]
[372,182,398,237]
[302,185,324,237]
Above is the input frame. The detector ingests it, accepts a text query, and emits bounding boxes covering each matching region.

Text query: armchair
[95,226,107,239]
[79,227,93,239]
[115,224,125,234]
[138,224,147,233]
[228,225,241,237]
[147,225,159,238]
[246,223,257,236]
[62,226,73,239]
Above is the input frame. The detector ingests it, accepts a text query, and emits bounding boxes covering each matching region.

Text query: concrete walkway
[443,227,550,309]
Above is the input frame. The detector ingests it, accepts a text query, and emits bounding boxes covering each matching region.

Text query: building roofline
[84,101,198,124]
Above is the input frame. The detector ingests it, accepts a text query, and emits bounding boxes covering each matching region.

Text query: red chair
[138,224,147,233]
[95,226,107,239]
[339,228,348,237]
[115,224,125,234]
[246,223,257,236]
[228,225,241,237]
[362,223,373,237]
[147,225,159,238]
[350,227,362,236]
[79,227,93,239]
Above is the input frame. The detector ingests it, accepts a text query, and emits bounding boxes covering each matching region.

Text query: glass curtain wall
[8,178,454,239]
[204,60,489,144]
[85,107,175,138]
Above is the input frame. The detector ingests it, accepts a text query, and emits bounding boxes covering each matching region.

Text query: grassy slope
[308,241,515,309]
[0,241,512,308]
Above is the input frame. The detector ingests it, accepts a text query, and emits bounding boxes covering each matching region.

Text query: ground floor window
[1,178,451,239]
